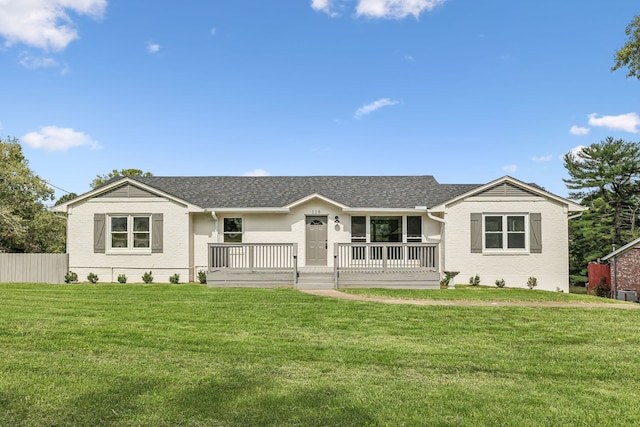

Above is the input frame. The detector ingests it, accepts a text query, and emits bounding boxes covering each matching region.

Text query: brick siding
[612,247,640,293]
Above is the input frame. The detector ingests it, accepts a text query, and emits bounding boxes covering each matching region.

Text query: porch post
[292,243,298,287]
[334,243,339,289]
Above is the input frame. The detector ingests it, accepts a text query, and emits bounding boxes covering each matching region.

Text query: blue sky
[1,1,639,202]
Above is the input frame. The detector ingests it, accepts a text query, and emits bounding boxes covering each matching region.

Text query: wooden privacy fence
[0,253,69,284]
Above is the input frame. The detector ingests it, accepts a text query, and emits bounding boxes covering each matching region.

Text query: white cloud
[22,126,101,151]
[243,169,270,177]
[532,155,553,163]
[502,165,518,174]
[0,0,106,51]
[403,54,415,62]
[311,0,336,16]
[211,28,217,36]
[18,51,55,67]
[147,41,160,54]
[354,98,399,119]
[312,0,447,19]
[569,125,590,136]
[356,0,448,19]
[566,145,586,163]
[588,112,640,133]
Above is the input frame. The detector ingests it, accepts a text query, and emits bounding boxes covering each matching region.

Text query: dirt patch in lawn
[301,289,640,309]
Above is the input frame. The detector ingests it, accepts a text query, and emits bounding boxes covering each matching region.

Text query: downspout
[427,209,446,272]
[612,256,617,299]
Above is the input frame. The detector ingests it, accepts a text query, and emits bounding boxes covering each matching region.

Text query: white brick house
[53,175,584,291]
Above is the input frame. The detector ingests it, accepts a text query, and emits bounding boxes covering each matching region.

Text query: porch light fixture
[334,215,340,223]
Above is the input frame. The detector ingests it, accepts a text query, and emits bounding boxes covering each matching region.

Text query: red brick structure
[602,238,640,294]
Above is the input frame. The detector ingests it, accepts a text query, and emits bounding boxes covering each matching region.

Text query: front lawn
[1,284,639,426]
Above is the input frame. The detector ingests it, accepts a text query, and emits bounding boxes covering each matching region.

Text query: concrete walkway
[300,289,640,309]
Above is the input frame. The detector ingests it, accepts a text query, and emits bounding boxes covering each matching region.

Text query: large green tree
[0,137,65,252]
[568,196,616,284]
[612,15,640,79]
[564,137,640,247]
[91,169,153,189]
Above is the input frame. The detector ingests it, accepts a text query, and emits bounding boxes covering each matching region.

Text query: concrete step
[297,272,334,290]
[296,281,335,290]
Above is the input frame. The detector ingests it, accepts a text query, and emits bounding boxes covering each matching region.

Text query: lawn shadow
[174,370,377,426]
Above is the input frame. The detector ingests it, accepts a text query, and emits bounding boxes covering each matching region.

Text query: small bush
[469,274,480,286]
[440,275,450,289]
[117,274,127,284]
[527,276,538,290]
[64,271,78,283]
[593,277,611,298]
[169,273,180,284]
[495,278,506,288]
[142,271,153,284]
[197,270,207,284]
[87,273,99,284]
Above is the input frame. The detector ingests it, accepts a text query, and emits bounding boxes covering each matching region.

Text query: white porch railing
[334,243,438,272]
[208,243,298,271]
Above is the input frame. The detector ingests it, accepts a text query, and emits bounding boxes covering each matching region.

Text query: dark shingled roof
[123,176,482,209]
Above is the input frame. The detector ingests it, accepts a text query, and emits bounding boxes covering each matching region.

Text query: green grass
[2,284,640,426]
[343,285,622,303]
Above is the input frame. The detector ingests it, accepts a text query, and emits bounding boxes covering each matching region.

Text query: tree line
[0,137,151,253]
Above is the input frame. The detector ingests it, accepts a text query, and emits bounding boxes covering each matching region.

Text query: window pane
[133,217,149,232]
[407,216,422,238]
[508,233,525,248]
[224,233,242,243]
[112,233,128,248]
[507,216,525,232]
[485,216,502,232]
[111,217,127,232]
[224,218,242,233]
[351,216,366,239]
[485,233,503,249]
[134,233,150,248]
[370,216,402,242]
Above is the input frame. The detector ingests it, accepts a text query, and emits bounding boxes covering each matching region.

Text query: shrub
[527,276,538,290]
[142,271,153,284]
[593,277,611,298]
[495,278,506,288]
[64,271,78,283]
[440,275,450,289]
[87,273,99,284]
[197,270,207,284]
[469,274,481,286]
[169,273,180,284]
[117,274,127,284]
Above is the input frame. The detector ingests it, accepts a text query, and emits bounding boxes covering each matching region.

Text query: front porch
[206,243,440,289]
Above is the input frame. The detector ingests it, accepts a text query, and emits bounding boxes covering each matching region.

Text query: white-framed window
[223,217,243,243]
[108,215,151,252]
[349,215,424,243]
[483,214,527,251]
